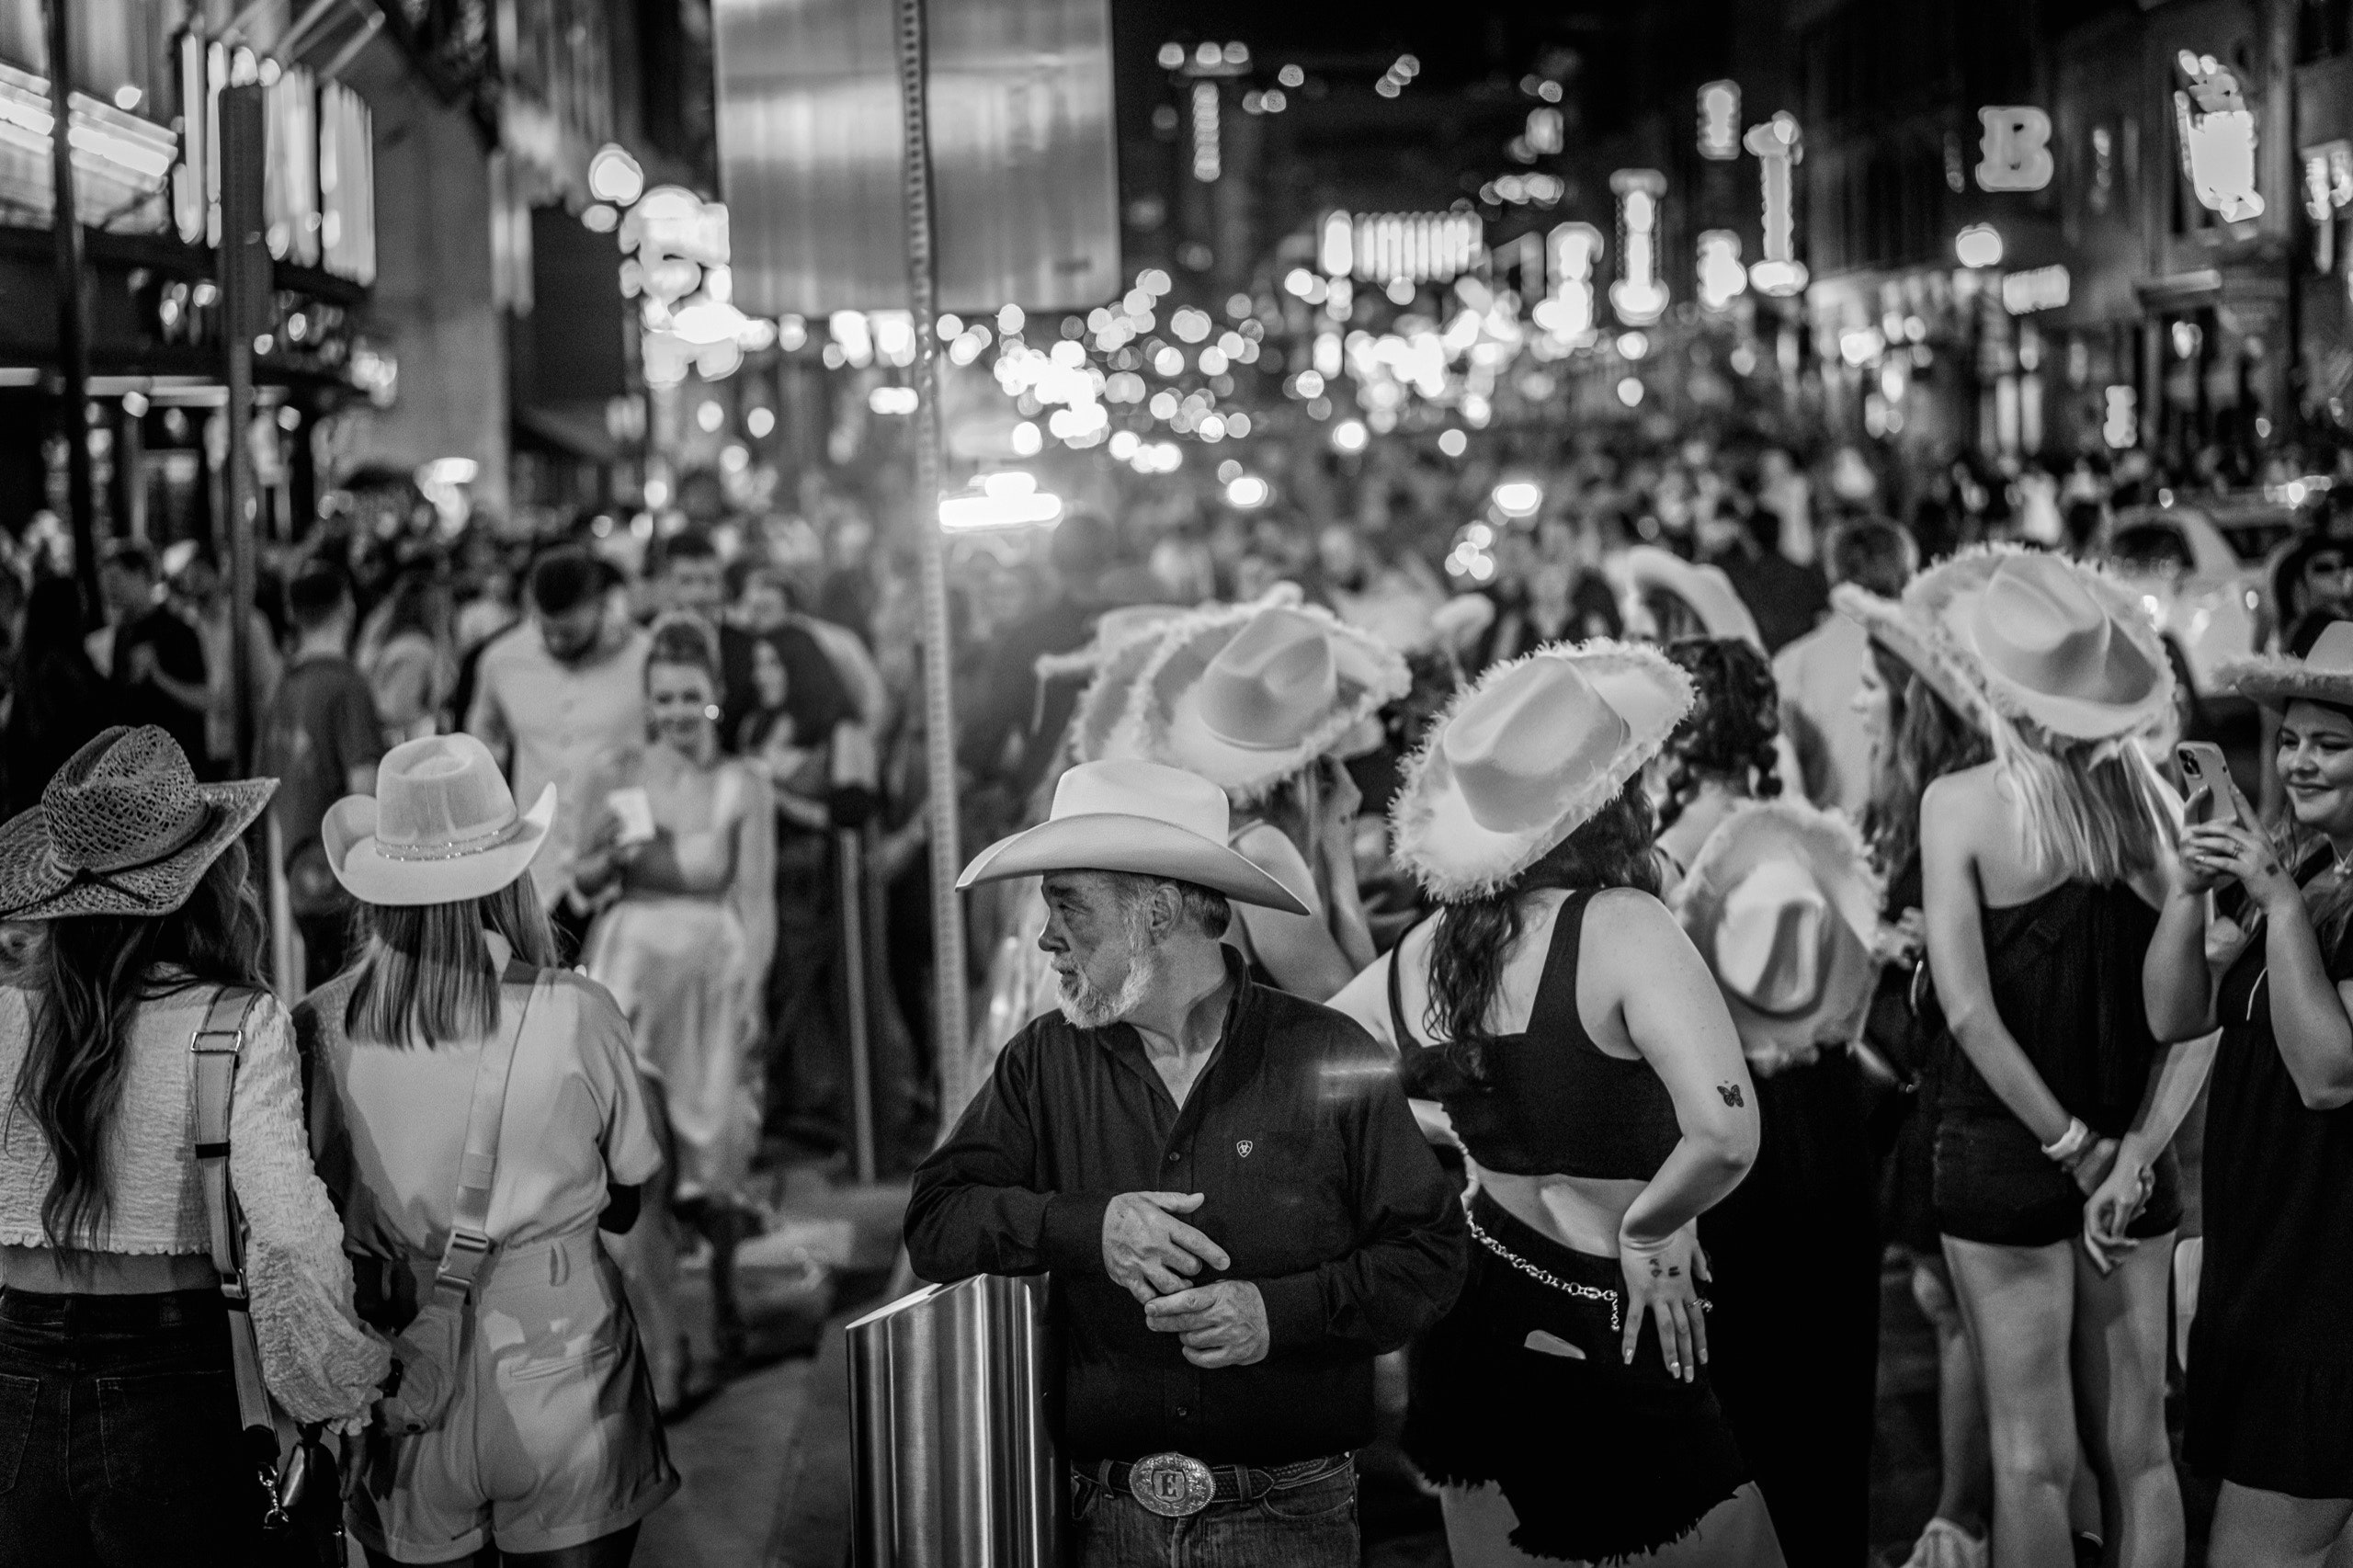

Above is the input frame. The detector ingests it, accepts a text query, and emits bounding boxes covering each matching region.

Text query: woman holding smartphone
[1906,550,2186,1568]
[2143,623,2353,1567]
[576,617,775,1405]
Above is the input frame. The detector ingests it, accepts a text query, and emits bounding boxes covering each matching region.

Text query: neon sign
[1608,169,1667,326]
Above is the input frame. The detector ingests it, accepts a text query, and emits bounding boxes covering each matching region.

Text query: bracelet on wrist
[2040,1116,2091,1166]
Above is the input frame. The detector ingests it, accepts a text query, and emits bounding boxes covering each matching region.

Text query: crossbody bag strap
[188,984,274,1446]
[431,961,540,1308]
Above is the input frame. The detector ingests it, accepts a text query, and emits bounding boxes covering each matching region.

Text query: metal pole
[219,85,267,772]
[892,0,971,1117]
[43,0,99,621]
[837,826,879,1184]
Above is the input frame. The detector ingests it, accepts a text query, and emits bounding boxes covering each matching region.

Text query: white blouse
[0,979,389,1425]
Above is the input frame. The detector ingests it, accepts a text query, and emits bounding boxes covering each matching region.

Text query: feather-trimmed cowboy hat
[1620,546,1766,652]
[1904,545,2173,741]
[1392,639,1694,902]
[1832,583,1987,729]
[1120,601,1408,802]
[1671,799,1881,1071]
[956,757,1309,913]
[0,726,275,921]
[2216,618,2353,709]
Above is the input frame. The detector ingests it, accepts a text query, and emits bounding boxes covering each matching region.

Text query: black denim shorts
[1933,1112,2182,1248]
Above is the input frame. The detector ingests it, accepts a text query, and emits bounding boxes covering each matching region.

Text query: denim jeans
[1072,1456,1357,1568]
[0,1287,261,1568]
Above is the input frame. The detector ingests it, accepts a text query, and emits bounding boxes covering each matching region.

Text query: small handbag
[188,986,346,1568]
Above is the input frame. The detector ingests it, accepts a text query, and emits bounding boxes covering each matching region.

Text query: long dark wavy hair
[8,842,266,1248]
[1657,637,1781,828]
[1424,780,1659,1079]
[1861,645,1992,880]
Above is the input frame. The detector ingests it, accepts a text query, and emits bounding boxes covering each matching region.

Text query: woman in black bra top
[1332,642,1778,1567]
[1910,550,2187,1568]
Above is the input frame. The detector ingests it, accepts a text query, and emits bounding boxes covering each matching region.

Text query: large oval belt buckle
[1129,1451,1213,1517]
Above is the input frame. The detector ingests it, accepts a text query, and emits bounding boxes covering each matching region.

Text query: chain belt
[1466,1214,1622,1331]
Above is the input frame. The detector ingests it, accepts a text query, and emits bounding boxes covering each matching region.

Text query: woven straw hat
[0,726,275,921]
[324,733,556,907]
[1832,584,1987,730]
[2217,619,2353,710]
[1392,639,1694,901]
[1670,799,1881,1070]
[955,757,1309,913]
[1620,546,1766,652]
[1120,601,1408,802]
[1904,545,2172,741]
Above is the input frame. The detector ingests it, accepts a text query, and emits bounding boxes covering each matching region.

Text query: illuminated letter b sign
[1977,107,2054,191]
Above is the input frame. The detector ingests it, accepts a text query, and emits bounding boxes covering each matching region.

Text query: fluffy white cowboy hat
[1620,546,1766,652]
[956,757,1309,913]
[1832,583,1987,730]
[1032,603,1190,683]
[1904,544,2173,742]
[1392,639,1694,902]
[0,726,275,921]
[2216,618,2353,710]
[1120,601,1409,802]
[324,733,557,906]
[1049,606,1199,767]
[1671,799,1882,1071]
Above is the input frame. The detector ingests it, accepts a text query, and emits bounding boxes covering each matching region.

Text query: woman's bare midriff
[1477,1167,1650,1256]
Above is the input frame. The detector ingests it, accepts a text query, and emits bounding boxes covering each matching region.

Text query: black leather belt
[1078,1452,1350,1517]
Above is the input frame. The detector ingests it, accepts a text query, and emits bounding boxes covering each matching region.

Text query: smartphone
[2176,742,2244,828]
[605,786,657,846]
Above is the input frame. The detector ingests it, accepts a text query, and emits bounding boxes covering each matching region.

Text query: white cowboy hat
[1831,583,1987,730]
[324,733,558,907]
[956,757,1310,913]
[1032,603,1190,683]
[1620,546,1765,652]
[2217,618,2353,710]
[0,726,276,922]
[1392,639,1694,902]
[1120,601,1409,802]
[1671,799,1882,1071]
[1904,545,2172,741]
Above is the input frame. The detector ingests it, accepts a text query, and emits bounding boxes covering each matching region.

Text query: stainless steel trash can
[847,1273,1064,1568]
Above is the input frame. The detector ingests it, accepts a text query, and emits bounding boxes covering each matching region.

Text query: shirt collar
[1088,944,1263,1068]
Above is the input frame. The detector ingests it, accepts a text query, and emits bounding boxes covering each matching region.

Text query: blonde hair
[1995,723,2173,884]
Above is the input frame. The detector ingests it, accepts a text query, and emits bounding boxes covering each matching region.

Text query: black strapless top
[1389,887,1684,1179]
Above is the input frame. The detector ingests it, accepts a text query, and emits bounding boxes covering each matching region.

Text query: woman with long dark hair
[1843,585,1998,1568]
[2143,624,2353,1567]
[1911,549,2184,1568]
[0,726,386,1564]
[303,733,675,1566]
[1331,642,1777,1566]
[2,576,114,818]
[1649,637,1784,890]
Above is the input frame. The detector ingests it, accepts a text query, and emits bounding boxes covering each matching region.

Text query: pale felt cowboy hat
[324,733,558,907]
[1392,639,1695,902]
[1620,546,1766,653]
[1670,799,1882,1071]
[1904,545,2173,741]
[2216,618,2353,710]
[0,726,275,921]
[1120,601,1409,802]
[955,757,1310,913]
[1831,583,1988,730]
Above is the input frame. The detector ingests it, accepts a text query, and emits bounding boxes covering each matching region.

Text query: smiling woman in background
[2143,624,2353,1568]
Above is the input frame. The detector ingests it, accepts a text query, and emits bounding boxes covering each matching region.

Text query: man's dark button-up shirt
[905,950,1467,1466]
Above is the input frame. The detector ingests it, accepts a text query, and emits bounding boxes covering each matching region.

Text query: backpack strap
[188,985,275,1448]
[430,961,540,1308]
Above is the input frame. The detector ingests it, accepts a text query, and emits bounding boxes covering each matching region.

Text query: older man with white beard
[906,758,1465,1568]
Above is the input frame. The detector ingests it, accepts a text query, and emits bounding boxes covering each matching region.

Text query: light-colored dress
[578,746,778,1202]
[0,980,386,1425]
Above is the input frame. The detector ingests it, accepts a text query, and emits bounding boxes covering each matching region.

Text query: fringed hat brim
[2212,651,2353,710]
[1832,584,1988,732]
[1902,543,2175,743]
[1391,639,1694,903]
[1120,600,1410,803]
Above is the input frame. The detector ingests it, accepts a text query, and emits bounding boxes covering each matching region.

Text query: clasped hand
[1102,1191,1269,1369]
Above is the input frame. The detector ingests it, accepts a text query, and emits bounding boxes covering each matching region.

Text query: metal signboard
[711,0,1118,316]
